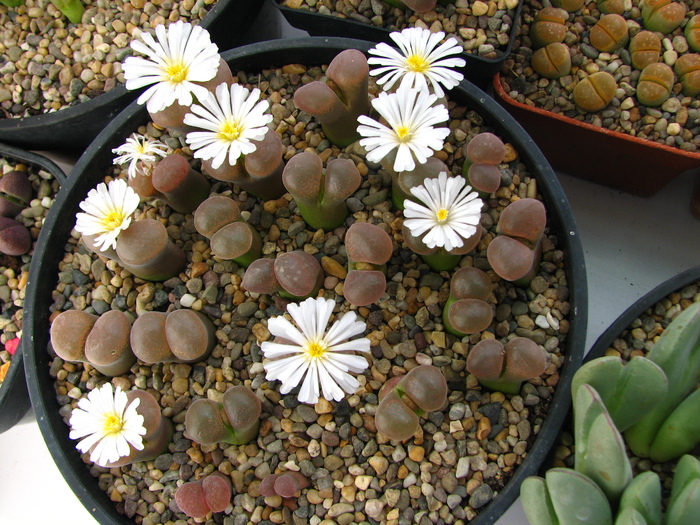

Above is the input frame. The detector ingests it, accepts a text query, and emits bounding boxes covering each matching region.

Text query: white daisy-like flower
[261,297,371,405]
[183,83,272,170]
[403,172,483,251]
[368,27,466,97]
[112,134,169,179]
[69,383,146,468]
[357,84,449,173]
[123,21,221,114]
[74,178,141,252]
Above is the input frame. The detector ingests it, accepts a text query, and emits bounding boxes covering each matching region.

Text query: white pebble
[180,293,196,307]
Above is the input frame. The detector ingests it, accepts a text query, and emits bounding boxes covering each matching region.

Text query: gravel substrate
[499,0,700,152]
[0,158,60,384]
[281,0,521,60]
[552,278,700,497]
[48,63,572,524]
[0,0,216,119]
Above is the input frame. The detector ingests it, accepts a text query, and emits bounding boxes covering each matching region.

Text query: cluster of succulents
[0,170,34,256]
[525,0,700,113]
[522,301,700,525]
[56,20,562,521]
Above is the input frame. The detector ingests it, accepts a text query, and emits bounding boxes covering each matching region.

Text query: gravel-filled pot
[274,0,524,86]
[24,37,587,524]
[522,265,700,525]
[0,0,264,153]
[0,143,66,434]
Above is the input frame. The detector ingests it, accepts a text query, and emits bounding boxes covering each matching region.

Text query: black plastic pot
[0,0,265,153]
[274,0,523,86]
[0,143,66,434]
[24,37,587,524]
[587,266,700,363]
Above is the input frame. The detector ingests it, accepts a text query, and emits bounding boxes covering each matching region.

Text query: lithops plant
[100,388,174,468]
[598,0,625,15]
[150,154,210,213]
[461,132,506,195]
[674,54,700,97]
[294,49,370,148]
[466,337,549,395]
[685,14,700,52]
[259,472,311,499]
[531,43,572,80]
[344,222,393,306]
[0,170,32,218]
[174,472,232,519]
[487,198,546,286]
[282,151,361,230]
[393,157,449,210]
[589,14,629,53]
[529,7,569,48]
[572,71,618,112]
[636,63,675,107]
[184,385,261,446]
[242,250,324,300]
[629,31,663,70]
[130,309,216,364]
[641,0,687,34]
[443,266,494,337]
[374,364,448,442]
[114,218,188,281]
[50,310,135,377]
[193,195,261,267]
[0,216,31,256]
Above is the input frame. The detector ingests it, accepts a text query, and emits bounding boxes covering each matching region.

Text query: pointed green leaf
[545,468,613,525]
[572,356,667,432]
[574,385,632,502]
[521,476,559,525]
[618,472,661,525]
[626,302,700,457]
[668,455,700,513]
[666,479,700,525]
[649,389,700,462]
[615,508,648,525]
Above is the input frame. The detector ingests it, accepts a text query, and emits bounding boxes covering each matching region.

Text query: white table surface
[2,2,700,522]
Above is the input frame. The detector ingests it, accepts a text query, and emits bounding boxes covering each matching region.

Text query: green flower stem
[51,0,85,24]
[442,298,464,337]
[421,248,462,271]
[477,378,522,396]
[227,419,260,446]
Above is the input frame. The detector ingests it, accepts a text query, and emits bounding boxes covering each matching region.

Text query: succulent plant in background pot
[521,264,700,525]
[0,0,265,152]
[24,32,587,525]
[495,0,700,209]
[0,142,66,434]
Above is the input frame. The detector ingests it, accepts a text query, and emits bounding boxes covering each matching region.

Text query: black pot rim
[0,143,66,434]
[273,0,524,82]
[23,36,587,525]
[0,0,263,152]
[586,265,700,363]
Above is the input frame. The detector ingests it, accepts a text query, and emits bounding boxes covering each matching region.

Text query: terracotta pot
[493,74,700,198]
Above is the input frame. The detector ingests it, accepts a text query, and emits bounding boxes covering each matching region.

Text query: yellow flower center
[406,54,430,73]
[101,210,126,231]
[436,208,449,222]
[217,120,243,142]
[102,412,124,435]
[305,340,329,359]
[396,125,412,142]
[165,59,189,83]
